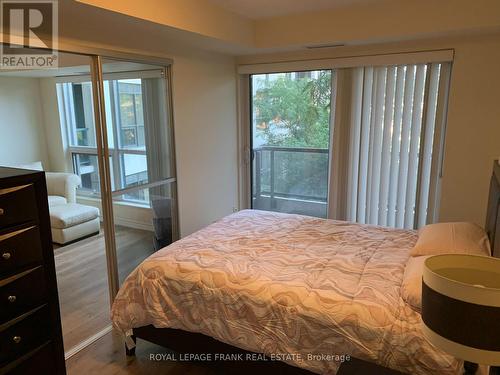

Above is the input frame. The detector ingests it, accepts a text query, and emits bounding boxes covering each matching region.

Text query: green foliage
[253,71,332,149]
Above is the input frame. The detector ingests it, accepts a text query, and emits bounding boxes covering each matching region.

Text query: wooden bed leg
[125,335,137,357]
[464,362,478,375]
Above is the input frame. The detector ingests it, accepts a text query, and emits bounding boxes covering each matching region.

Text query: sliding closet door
[0,50,117,353]
[99,58,177,286]
[54,54,114,351]
[250,70,333,218]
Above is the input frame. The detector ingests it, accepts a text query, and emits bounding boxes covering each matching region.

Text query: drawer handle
[2,252,11,260]
[12,336,21,344]
[7,295,16,303]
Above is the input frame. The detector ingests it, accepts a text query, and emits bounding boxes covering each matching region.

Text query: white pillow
[410,222,491,257]
[401,256,429,311]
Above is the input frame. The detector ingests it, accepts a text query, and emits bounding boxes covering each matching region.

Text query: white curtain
[329,62,452,229]
[142,77,172,184]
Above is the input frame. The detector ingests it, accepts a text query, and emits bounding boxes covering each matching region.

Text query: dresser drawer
[0,267,47,324]
[0,306,51,367]
[0,184,38,229]
[2,341,56,375]
[0,226,43,278]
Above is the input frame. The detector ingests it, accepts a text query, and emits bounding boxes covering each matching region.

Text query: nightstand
[337,358,405,375]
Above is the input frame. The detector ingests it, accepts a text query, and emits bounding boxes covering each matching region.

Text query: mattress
[111,209,461,374]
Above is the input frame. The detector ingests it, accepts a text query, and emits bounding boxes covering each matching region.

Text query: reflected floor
[53,226,155,352]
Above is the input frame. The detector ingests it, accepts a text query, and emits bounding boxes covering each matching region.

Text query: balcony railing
[252,146,329,218]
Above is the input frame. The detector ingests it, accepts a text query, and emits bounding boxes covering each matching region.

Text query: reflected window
[118,80,145,149]
[58,77,152,205]
[67,82,96,147]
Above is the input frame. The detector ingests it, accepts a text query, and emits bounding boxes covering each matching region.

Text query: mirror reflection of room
[0,51,173,355]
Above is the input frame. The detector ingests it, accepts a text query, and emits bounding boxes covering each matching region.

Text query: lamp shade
[422,254,500,365]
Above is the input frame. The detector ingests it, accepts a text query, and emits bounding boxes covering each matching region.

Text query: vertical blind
[336,62,451,229]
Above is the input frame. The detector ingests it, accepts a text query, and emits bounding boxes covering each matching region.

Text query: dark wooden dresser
[0,167,66,374]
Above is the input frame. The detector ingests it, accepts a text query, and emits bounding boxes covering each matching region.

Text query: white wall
[171,53,239,236]
[438,35,500,226]
[0,77,51,169]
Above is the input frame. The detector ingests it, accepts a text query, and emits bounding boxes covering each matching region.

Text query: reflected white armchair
[44,171,100,245]
[46,172,81,206]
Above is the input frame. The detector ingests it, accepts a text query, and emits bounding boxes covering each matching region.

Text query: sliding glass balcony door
[250,71,333,218]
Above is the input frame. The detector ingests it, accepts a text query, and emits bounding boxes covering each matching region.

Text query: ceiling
[208,0,381,19]
[59,0,500,56]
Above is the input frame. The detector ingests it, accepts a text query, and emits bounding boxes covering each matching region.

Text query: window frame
[57,73,153,205]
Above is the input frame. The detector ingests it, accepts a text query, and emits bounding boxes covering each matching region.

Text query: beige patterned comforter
[111,209,461,374]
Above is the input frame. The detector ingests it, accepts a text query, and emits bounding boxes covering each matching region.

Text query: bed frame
[127,160,500,374]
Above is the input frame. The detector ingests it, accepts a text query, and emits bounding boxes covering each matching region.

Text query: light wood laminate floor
[54,226,154,351]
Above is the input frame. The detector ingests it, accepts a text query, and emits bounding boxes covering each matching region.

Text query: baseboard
[114,217,154,232]
[76,195,154,232]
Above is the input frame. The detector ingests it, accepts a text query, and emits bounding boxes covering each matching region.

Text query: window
[71,153,100,192]
[247,60,451,229]
[58,78,149,204]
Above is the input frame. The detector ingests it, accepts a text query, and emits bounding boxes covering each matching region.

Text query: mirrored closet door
[99,58,178,288]
[0,50,111,353]
[0,46,177,357]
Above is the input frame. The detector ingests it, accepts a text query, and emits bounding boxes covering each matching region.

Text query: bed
[111,161,500,375]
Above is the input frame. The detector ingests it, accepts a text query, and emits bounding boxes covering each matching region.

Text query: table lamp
[421,254,500,375]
